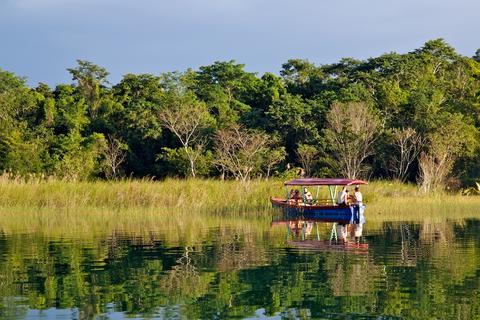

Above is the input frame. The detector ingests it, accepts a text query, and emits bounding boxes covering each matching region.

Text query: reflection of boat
[272,218,367,244]
[288,240,369,254]
[270,178,367,224]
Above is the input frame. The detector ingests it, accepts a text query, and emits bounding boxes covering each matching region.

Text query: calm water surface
[0,217,479,319]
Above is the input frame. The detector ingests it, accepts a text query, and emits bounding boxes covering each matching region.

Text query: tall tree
[194,61,259,127]
[112,73,165,176]
[325,102,380,179]
[389,128,424,182]
[158,90,213,177]
[296,144,319,177]
[67,60,109,119]
[418,113,478,192]
[214,125,272,181]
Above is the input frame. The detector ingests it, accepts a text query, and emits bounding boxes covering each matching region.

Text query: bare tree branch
[389,128,424,181]
[325,102,380,179]
[214,125,272,181]
[158,95,212,177]
[103,135,127,180]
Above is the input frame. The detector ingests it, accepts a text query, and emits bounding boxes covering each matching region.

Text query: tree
[160,145,213,178]
[52,132,106,180]
[263,147,286,179]
[67,60,109,119]
[389,128,424,181]
[280,59,324,98]
[266,93,324,162]
[194,61,259,127]
[324,102,380,179]
[0,70,49,174]
[214,125,272,181]
[296,144,319,177]
[473,49,480,63]
[418,114,478,192]
[158,90,213,178]
[112,73,165,177]
[103,135,128,180]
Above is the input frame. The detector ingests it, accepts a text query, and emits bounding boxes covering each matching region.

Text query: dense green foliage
[1,39,479,187]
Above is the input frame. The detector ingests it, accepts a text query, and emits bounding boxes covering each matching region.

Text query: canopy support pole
[328,186,335,205]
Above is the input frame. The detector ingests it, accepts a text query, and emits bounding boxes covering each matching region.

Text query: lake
[0,215,479,319]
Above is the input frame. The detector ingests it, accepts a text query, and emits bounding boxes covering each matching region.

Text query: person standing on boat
[354,186,363,206]
[353,186,365,225]
[337,186,348,205]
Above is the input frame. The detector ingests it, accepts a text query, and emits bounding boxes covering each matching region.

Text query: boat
[270,178,368,224]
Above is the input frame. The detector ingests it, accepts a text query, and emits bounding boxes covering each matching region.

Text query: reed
[0,177,479,237]
[0,177,280,213]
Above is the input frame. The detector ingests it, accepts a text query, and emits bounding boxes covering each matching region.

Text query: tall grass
[0,177,280,213]
[0,177,479,237]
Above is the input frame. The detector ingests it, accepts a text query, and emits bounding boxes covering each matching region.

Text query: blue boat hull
[271,197,365,224]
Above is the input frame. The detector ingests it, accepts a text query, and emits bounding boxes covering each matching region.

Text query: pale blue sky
[1,0,479,87]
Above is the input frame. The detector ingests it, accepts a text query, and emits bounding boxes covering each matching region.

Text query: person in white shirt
[354,186,363,205]
[303,187,313,205]
[337,186,349,205]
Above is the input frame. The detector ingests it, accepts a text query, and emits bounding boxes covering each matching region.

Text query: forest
[1,39,480,191]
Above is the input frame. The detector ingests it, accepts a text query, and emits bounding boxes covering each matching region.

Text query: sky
[1,0,479,87]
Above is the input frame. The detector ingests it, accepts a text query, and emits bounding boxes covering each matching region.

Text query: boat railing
[314,198,337,206]
[286,198,339,206]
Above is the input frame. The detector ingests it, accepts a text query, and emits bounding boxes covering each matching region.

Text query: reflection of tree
[1,220,480,319]
[420,221,479,285]
[398,223,419,266]
[327,254,381,297]
[419,221,454,244]
[159,246,211,303]
[215,231,268,272]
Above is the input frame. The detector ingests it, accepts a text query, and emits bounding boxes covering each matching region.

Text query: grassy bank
[0,178,479,236]
[0,178,281,214]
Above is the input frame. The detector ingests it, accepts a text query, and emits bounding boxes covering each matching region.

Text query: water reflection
[0,218,479,319]
[272,210,366,246]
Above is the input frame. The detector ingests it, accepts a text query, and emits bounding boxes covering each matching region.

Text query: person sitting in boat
[294,189,302,205]
[304,187,313,205]
[288,189,302,205]
[288,189,296,204]
[337,186,349,206]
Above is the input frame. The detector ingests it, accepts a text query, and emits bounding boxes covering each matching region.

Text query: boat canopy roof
[284,178,368,186]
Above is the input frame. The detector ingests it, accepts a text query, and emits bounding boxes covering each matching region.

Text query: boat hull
[270,197,365,224]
